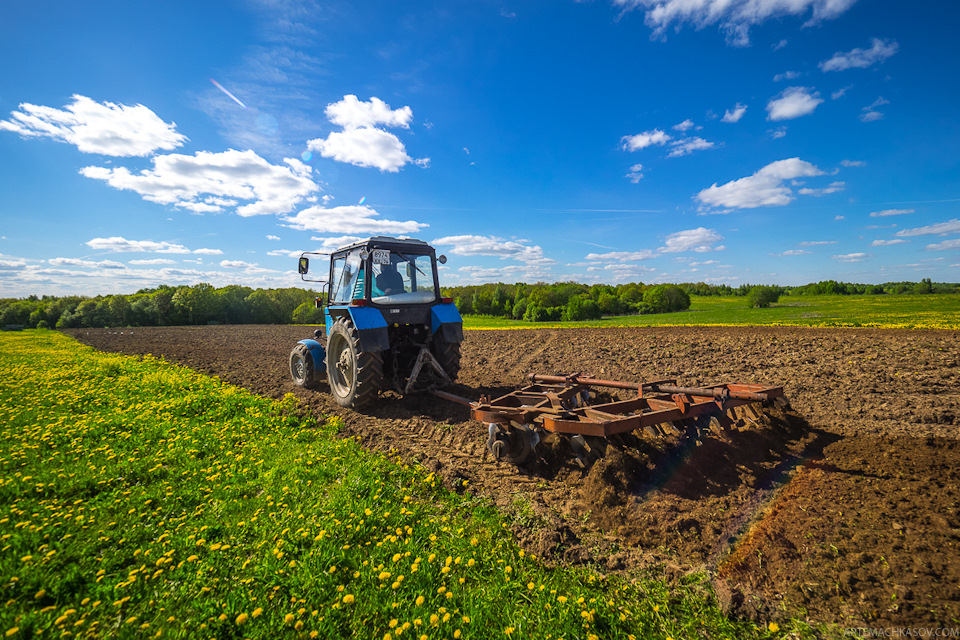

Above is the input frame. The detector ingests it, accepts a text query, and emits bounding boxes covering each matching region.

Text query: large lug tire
[290,343,319,389]
[326,318,383,408]
[433,339,461,383]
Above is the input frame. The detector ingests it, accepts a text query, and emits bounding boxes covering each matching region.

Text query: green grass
[0,330,823,639]
[464,294,960,330]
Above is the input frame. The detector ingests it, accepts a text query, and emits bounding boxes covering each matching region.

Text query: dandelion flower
[284,613,295,624]
[252,607,263,618]
[342,594,355,605]
[236,613,249,625]
[768,622,780,633]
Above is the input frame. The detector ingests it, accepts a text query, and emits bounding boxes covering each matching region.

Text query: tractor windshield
[370,250,436,304]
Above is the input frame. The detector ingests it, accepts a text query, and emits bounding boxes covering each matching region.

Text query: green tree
[643,285,690,314]
[746,286,781,308]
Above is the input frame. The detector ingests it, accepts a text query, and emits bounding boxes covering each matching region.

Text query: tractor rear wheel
[289,343,319,389]
[326,318,383,407]
[433,339,461,382]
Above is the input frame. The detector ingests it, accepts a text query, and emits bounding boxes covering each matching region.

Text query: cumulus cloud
[832,252,870,262]
[798,240,837,246]
[926,238,960,251]
[672,119,695,132]
[323,95,413,130]
[871,239,907,246]
[626,163,644,183]
[774,249,812,256]
[613,0,858,46]
[283,205,427,236]
[128,258,176,265]
[798,181,845,196]
[621,129,670,151]
[85,237,222,255]
[766,86,823,121]
[48,258,126,269]
[660,227,724,253]
[721,103,747,123]
[432,235,553,265]
[309,236,366,252]
[896,219,960,237]
[696,158,825,211]
[0,94,187,157]
[667,136,715,157]
[819,38,899,72]
[773,71,801,82]
[307,95,426,172]
[80,149,319,216]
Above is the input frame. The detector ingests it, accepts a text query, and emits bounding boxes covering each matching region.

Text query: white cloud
[309,127,417,172]
[832,252,870,262]
[626,163,644,183]
[766,86,823,121]
[613,0,857,46]
[896,219,960,237]
[841,159,865,167]
[798,181,845,196]
[870,208,914,217]
[266,234,281,241]
[798,240,837,246]
[283,205,427,236]
[773,71,801,82]
[859,96,889,122]
[871,239,908,246]
[672,119,695,132]
[696,158,825,211]
[323,95,413,130]
[128,258,176,265]
[819,38,899,72]
[721,103,747,123]
[584,250,654,261]
[0,94,187,157]
[0,259,28,271]
[80,149,319,216]
[774,249,811,256]
[219,260,275,273]
[309,236,366,252]
[84,237,222,254]
[667,136,715,157]
[660,227,723,253]
[48,258,126,269]
[621,129,670,151]
[832,85,853,100]
[307,95,425,172]
[769,127,788,139]
[432,235,553,265]
[926,238,960,251]
[266,249,303,258]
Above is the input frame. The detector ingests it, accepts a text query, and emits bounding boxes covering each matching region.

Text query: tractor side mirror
[438,255,447,265]
[298,257,310,274]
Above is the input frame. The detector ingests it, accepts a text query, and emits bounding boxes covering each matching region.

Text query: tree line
[0,284,325,329]
[1,278,955,329]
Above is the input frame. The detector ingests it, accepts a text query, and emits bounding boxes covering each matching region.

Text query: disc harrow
[437,373,785,464]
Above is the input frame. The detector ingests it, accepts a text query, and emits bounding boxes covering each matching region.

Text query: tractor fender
[327,306,389,353]
[297,339,327,373]
[431,302,464,343]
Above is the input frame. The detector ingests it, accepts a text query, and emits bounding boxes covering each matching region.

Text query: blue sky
[1,0,958,297]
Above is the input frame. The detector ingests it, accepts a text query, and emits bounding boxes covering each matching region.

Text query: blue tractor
[290,236,463,408]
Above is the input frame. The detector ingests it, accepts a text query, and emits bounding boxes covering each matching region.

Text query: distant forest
[1,279,956,329]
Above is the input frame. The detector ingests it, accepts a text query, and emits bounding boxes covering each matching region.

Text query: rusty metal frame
[456,373,783,438]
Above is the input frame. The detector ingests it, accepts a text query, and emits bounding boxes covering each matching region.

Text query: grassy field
[0,330,820,639]
[463,294,960,330]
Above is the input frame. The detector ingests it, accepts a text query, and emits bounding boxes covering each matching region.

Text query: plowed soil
[64,325,960,630]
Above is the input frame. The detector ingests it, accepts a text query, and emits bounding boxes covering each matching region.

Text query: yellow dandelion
[768,622,780,633]
[284,613,295,624]
[6,629,19,637]
[294,621,304,631]
[505,627,515,635]
[342,594,355,605]
[252,607,263,618]
[236,613,249,625]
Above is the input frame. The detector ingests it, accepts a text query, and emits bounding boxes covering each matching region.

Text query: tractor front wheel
[290,343,319,389]
[326,318,383,408]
